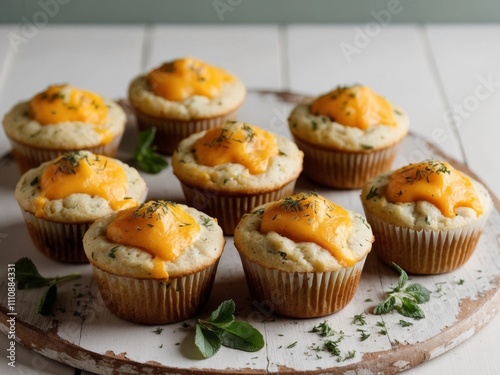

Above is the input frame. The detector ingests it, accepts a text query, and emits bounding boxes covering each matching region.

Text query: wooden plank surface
[425,24,500,194]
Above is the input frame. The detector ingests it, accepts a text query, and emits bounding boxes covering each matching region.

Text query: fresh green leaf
[193,300,265,359]
[394,263,408,291]
[38,282,57,316]
[373,295,396,315]
[133,128,168,174]
[15,257,50,289]
[195,324,222,358]
[208,299,235,326]
[14,257,81,316]
[220,321,264,352]
[397,297,425,319]
[406,283,431,303]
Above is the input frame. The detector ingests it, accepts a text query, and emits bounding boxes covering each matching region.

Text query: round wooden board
[1,91,499,375]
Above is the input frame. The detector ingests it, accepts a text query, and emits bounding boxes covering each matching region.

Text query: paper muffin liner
[293,136,400,189]
[20,210,91,264]
[134,107,239,155]
[8,133,123,174]
[179,179,297,235]
[362,206,491,274]
[90,260,220,324]
[238,256,366,318]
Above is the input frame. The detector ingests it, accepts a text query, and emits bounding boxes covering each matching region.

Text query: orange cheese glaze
[30,84,108,126]
[310,85,397,130]
[147,57,235,102]
[386,160,483,218]
[260,193,356,267]
[106,201,200,278]
[194,123,278,175]
[34,152,137,218]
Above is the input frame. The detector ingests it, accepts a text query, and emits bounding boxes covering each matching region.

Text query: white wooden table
[0,23,499,374]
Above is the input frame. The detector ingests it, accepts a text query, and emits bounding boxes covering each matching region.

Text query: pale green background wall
[1,0,500,23]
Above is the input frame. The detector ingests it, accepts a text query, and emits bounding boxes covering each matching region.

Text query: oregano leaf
[195,324,222,358]
[220,321,265,352]
[38,282,57,316]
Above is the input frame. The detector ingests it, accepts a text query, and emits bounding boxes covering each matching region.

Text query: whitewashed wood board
[0,91,499,375]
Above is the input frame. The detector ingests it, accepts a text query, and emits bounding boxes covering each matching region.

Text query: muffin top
[15,150,147,223]
[288,85,409,151]
[128,57,246,120]
[361,160,493,230]
[2,84,126,149]
[83,200,225,279]
[234,192,373,272]
[172,121,303,193]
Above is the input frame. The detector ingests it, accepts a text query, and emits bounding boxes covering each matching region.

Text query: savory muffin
[172,120,303,235]
[83,200,225,324]
[288,84,409,189]
[15,151,147,263]
[128,57,246,154]
[3,84,126,173]
[361,160,493,274]
[234,192,373,318]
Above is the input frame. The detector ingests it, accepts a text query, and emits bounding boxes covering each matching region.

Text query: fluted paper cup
[21,210,91,264]
[293,136,400,189]
[91,260,220,324]
[134,107,240,155]
[179,179,297,236]
[8,133,123,174]
[363,207,491,274]
[238,256,366,318]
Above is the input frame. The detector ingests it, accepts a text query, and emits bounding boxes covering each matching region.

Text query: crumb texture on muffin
[172,121,303,193]
[3,85,125,149]
[15,151,146,223]
[83,202,224,279]
[288,85,409,151]
[234,193,373,273]
[361,161,493,230]
[128,58,246,120]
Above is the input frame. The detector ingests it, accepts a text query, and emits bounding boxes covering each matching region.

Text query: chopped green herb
[399,319,413,327]
[154,327,164,335]
[108,246,119,258]
[352,313,367,326]
[366,186,378,200]
[311,320,335,337]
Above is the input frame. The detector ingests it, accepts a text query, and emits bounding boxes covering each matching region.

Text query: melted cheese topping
[34,152,137,218]
[310,85,397,130]
[194,122,279,175]
[386,160,483,218]
[30,84,109,126]
[106,201,200,278]
[147,57,235,102]
[260,193,356,267]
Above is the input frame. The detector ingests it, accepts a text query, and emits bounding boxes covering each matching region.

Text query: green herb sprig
[15,258,81,316]
[374,263,431,319]
[133,128,168,174]
[195,300,264,358]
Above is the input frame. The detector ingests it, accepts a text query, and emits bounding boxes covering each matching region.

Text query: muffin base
[238,256,366,318]
[21,210,91,264]
[179,179,297,236]
[363,207,490,274]
[134,107,239,155]
[293,136,400,189]
[8,133,123,174]
[91,260,220,324]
